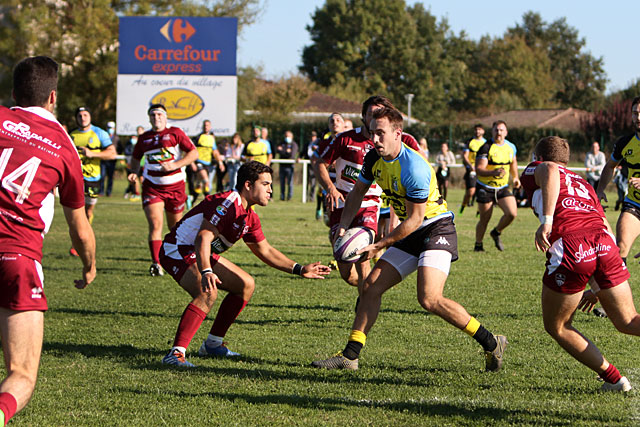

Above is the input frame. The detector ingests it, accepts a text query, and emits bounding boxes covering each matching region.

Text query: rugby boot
[485,335,508,372]
[601,376,632,392]
[311,353,358,370]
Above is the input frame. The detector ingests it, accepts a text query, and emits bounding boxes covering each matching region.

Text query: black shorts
[84,180,100,198]
[621,202,640,221]
[475,184,512,204]
[436,168,450,183]
[463,169,476,189]
[393,215,458,262]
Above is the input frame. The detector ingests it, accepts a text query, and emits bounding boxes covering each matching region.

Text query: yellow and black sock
[343,330,366,360]
[463,317,496,352]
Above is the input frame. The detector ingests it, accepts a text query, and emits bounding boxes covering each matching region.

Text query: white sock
[171,346,186,354]
[206,334,224,347]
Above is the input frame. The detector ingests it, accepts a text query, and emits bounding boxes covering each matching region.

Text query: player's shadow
[251,302,343,312]
[42,341,155,359]
[118,386,539,422]
[48,306,175,319]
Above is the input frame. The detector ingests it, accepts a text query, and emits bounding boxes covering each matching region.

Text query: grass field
[10,182,640,426]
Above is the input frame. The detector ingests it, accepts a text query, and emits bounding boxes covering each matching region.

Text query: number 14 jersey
[520,161,606,242]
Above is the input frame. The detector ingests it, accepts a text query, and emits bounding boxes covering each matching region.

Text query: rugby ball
[333,226,375,263]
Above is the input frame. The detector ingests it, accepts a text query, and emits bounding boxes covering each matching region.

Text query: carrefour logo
[160,19,196,43]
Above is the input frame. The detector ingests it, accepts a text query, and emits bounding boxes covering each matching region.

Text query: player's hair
[361,95,395,119]
[632,96,640,110]
[236,161,273,192]
[147,103,167,115]
[13,56,58,107]
[329,112,344,121]
[474,123,484,129]
[371,107,403,130]
[492,120,507,128]
[534,136,570,165]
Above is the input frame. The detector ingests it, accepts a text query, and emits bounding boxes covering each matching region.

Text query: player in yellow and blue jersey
[311,107,507,372]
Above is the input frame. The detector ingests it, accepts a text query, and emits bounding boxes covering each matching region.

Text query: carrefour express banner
[117,17,237,136]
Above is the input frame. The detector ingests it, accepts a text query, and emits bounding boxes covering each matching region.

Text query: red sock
[173,303,207,349]
[149,240,162,263]
[210,294,248,338]
[0,392,17,425]
[600,363,622,384]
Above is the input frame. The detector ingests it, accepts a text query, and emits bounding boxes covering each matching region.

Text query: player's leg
[0,309,44,423]
[416,251,506,371]
[489,193,517,251]
[200,257,255,357]
[598,281,640,335]
[166,210,183,230]
[311,259,402,370]
[542,286,603,368]
[475,200,493,250]
[144,201,165,276]
[615,210,640,261]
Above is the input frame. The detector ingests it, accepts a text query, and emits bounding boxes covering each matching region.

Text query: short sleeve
[359,149,378,185]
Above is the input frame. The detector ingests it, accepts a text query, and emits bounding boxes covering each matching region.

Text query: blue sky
[238,1,638,94]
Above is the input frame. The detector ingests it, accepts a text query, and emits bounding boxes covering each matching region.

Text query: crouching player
[520,136,640,392]
[160,161,331,367]
[311,108,507,372]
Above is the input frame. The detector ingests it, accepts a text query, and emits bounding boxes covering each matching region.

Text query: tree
[0,0,263,128]
[507,11,606,109]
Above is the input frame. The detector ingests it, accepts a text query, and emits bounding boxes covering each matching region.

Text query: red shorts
[329,205,378,241]
[142,181,187,213]
[159,243,220,283]
[543,230,629,294]
[0,253,47,311]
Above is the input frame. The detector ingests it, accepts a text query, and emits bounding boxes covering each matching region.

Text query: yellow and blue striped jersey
[70,125,112,182]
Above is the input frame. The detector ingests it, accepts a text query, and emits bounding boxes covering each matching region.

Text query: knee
[543,320,563,340]
[241,276,255,300]
[339,268,359,287]
[418,295,442,314]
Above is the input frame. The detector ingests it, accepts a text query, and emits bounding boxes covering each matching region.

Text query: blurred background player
[460,124,486,214]
[69,106,116,256]
[597,97,640,265]
[314,113,345,221]
[124,125,144,201]
[521,136,639,392]
[127,104,198,276]
[159,161,330,367]
[189,120,224,207]
[474,120,520,252]
[243,126,272,166]
[435,142,456,201]
[100,120,119,197]
[0,55,96,424]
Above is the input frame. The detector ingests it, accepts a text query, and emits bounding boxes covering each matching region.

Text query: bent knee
[241,276,256,299]
[339,269,359,287]
[418,296,442,314]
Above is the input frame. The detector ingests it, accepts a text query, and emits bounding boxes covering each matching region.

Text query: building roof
[466,108,591,132]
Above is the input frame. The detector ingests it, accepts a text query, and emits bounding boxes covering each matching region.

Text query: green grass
[9,182,640,425]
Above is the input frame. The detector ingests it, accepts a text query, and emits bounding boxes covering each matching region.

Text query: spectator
[435,142,456,200]
[585,141,606,189]
[418,137,429,160]
[215,138,228,193]
[306,131,320,198]
[226,133,244,191]
[276,130,299,201]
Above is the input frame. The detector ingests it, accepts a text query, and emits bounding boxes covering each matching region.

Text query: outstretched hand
[577,290,598,313]
[301,262,332,279]
[535,223,552,252]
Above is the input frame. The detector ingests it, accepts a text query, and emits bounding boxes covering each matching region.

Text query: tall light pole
[405,93,415,126]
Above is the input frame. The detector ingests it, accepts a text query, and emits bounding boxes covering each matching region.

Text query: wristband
[540,215,553,225]
[200,268,213,276]
[292,263,303,276]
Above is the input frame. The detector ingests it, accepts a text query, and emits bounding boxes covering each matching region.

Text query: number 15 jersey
[0,106,85,262]
[520,161,606,242]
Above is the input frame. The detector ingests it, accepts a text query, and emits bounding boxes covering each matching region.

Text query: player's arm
[127,157,141,182]
[533,161,560,252]
[213,148,225,173]
[162,147,199,172]
[462,149,472,170]
[82,144,116,160]
[311,154,343,211]
[510,156,520,188]
[337,179,370,239]
[475,157,503,178]
[266,153,273,166]
[195,220,222,293]
[596,158,621,201]
[63,206,96,289]
[245,239,330,279]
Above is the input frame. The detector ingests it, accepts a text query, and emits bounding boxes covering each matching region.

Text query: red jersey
[520,161,606,242]
[163,190,265,257]
[315,127,419,209]
[0,106,84,261]
[132,126,196,187]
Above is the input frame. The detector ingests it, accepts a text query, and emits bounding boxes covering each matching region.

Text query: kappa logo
[555,273,566,286]
[160,19,196,43]
[435,236,450,245]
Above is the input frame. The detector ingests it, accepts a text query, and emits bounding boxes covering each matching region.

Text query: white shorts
[380,247,452,279]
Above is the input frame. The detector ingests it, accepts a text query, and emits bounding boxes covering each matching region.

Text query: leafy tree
[581,98,633,146]
[507,11,606,109]
[0,0,263,128]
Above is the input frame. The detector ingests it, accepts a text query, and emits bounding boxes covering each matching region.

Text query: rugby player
[460,124,486,213]
[0,56,96,423]
[596,97,640,265]
[159,161,330,367]
[190,119,224,202]
[69,106,115,255]
[474,120,520,251]
[311,108,506,372]
[311,96,419,298]
[521,136,639,392]
[127,104,199,277]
